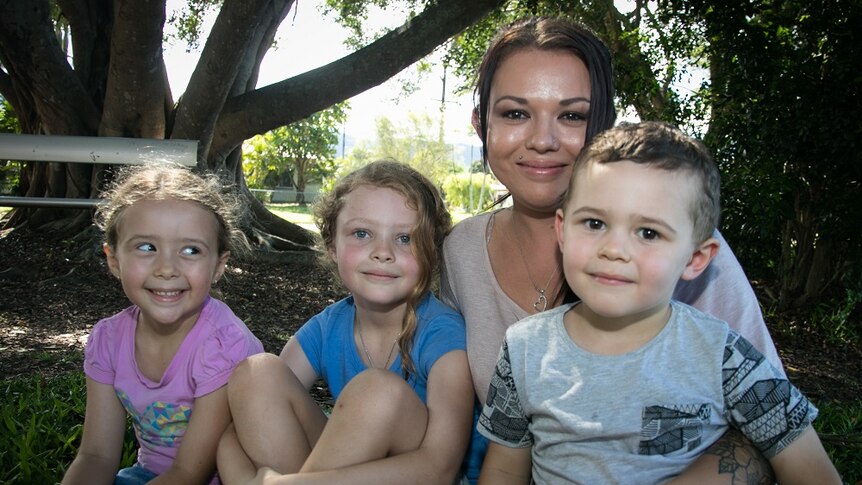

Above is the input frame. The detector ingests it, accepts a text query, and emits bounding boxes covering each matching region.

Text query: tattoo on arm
[705,429,776,485]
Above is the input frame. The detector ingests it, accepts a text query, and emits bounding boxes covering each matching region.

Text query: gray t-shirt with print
[478,301,815,484]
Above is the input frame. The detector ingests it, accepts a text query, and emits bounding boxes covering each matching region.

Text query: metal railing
[0,134,198,209]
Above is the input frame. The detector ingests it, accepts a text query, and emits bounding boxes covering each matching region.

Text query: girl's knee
[229,353,294,396]
[337,370,424,420]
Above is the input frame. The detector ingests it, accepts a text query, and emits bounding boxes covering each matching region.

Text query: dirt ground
[1,227,860,405]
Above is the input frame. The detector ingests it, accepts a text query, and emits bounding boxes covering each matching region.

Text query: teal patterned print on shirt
[116,389,191,447]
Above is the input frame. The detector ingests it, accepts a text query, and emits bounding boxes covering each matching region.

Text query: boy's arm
[770,425,841,485]
[477,442,532,485]
[62,377,127,485]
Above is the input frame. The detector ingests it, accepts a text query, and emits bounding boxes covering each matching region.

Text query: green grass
[816,400,862,483]
[266,203,317,232]
[1,372,859,483]
[0,373,136,484]
[265,203,471,233]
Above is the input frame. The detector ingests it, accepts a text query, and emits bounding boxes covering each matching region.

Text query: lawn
[266,202,472,231]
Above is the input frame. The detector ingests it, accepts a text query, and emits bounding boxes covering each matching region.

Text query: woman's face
[482,48,591,214]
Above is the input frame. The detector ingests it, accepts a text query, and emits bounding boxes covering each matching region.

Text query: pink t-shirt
[84,297,263,481]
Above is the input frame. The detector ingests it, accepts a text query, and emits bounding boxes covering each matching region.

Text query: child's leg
[300,369,429,473]
[223,353,327,474]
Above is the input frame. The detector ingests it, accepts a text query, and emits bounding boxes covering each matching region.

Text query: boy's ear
[554,208,566,251]
[103,243,121,279]
[681,237,720,281]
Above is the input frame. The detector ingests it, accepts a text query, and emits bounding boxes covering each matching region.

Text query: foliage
[0,99,21,194]
[809,289,862,346]
[367,113,455,184]
[814,400,862,484]
[243,103,348,204]
[694,0,862,310]
[441,172,498,214]
[165,0,222,50]
[0,373,136,484]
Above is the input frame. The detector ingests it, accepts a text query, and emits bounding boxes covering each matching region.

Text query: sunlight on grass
[267,203,317,232]
[266,203,471,233]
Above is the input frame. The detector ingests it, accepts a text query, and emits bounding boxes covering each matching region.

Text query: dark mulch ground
[1,227,860,405]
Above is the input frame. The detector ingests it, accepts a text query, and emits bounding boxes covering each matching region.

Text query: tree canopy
[244,102,347,204]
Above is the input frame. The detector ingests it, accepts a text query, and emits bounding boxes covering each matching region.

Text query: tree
[371,113,454,184]
[243,103,347,204]
[0,0,506,248]
[690,0,862,309]
[447,0,703,126]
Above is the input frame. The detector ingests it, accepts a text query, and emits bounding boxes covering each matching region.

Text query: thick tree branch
[0,0,100,135]
[210,0,506,160]
[99,0,167,138]
[172,0,275,161]
[57,0,112,104]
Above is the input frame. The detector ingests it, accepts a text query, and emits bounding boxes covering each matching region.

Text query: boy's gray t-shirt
[478,302,815,484]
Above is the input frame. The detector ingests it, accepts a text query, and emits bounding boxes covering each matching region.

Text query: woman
[440,16,782,483]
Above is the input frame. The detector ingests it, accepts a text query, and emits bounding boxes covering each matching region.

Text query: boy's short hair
[565,121,720,244]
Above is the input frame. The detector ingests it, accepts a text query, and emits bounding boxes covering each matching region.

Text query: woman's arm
[667,429,775,485]
[477,442,532,485]
[61,378,127,485]
[151,386,231,484]
[770,426,841,485]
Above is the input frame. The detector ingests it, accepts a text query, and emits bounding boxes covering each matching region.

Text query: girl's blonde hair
[95,164,247,257]
[314,160,452,378]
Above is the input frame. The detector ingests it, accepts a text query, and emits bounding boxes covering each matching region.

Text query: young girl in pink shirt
[62,165,263,485]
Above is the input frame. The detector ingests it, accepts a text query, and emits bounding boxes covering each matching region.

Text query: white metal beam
[0,133,198,166]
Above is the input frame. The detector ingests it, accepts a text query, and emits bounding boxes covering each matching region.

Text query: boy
[476,121,840,484]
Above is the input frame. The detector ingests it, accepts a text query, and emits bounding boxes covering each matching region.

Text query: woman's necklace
[511,213,559,312]
[356,316,398,369]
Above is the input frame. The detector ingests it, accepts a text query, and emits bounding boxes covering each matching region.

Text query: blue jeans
[114,463,157,485]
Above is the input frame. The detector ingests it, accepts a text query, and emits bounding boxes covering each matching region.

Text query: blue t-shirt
[295,294,466,404]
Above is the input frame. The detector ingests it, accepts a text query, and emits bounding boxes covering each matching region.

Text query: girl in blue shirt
[217,160,473,484]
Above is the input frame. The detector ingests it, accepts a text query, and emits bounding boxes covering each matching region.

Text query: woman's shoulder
[442,211,497,270]
[447,211,496,239]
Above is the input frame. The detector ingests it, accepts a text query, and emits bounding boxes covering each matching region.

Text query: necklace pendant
[533,292,548,312]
